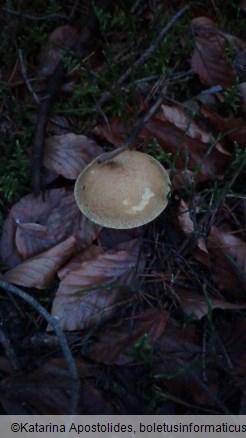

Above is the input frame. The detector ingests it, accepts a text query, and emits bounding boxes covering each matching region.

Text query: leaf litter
[0,1,246,415]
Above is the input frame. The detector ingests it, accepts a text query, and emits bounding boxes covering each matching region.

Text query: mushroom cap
[74,150,171,229]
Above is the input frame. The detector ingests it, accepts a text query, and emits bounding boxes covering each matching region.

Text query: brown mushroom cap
[74,150,171,229]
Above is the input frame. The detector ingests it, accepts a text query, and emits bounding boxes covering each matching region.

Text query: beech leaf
[43,134,103,179]
[4,236,77,289]
[0,188,101,269]
[50,240,146,331]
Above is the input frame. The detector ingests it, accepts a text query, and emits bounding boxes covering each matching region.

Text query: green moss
[0,141,29,203]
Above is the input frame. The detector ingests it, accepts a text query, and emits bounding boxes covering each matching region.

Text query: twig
[98,4,190,108]
[69,0,81,20]
[3,8,69,21]
[0,326,21,372]
[32,62,65,194]
[96,87,166,164]
[31,0,112,195]
[17,49,40,105]
[0,279,80,415]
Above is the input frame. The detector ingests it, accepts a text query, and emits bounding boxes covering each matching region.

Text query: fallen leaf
[43,134,103,179]
[190,17,246,88]
[172,169,195,190]
[58,244,104,281]
[47,115,72,135]
[93,105,231,182]
[98,227,142,250]
[201,106,246,148]
[4,236,77,289]
[0,358,114,414]
[39,26,78,76]
[0,188,101,269]
[50,240,146,331]
[208,226,246,299]
[153,319,219,406]
[89,309,169,365]
[176,198,209,265]
[238,82,246,111]
[15,223,54,260]
[159,104,219,145]
[176,289,246,319]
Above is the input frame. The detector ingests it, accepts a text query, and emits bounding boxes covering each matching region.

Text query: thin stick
[0,327,21,372]
[0,279,80,415]
[31,0,112,195]
[98,4,190,107]
[3,8,69,21]
[96,88,166,165]
[17,49,40,105]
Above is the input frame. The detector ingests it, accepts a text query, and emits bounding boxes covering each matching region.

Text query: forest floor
[0,0,245,414]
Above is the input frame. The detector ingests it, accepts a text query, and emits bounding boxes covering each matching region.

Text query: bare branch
[0,279,80,415]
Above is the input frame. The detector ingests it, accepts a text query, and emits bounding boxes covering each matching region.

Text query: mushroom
[74,150,171,229]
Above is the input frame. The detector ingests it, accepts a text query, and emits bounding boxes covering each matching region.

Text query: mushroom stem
[96,144,129,165]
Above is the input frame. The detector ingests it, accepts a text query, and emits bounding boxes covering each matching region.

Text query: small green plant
[147,138,172,163]
[222,83,240,118]
[127,334,153,362]
[0,141,29,203]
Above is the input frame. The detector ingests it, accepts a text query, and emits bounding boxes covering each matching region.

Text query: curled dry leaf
[159,104,219,145]
[177,198,209,265]
[88,309,169,365]
[153,320,219,406]
[201,106,246,148]
[43,134,103,179]
[4,236,77,289]
[0,188,101,269]
[172,169,195,190]
[47,116,71,135]
[39,25,78,76]
[58,245,104,281]
[208,226,246,299]
[238,82,246,111]
[191,17,246,88]
[92,117,125,147]
[15,223,53,260]
[93,104,231,181]
[176,289,246,320]
[0,358,113,414]
[50,239,146,331]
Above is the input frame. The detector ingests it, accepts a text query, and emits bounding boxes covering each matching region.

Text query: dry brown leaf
[93,114,231,182]
[58,245,104,281]
[15,223,54,260]
[39,26,78,76]
[208,226,246,299]
[239,0,246,11]
[4,236,77,289]
[159,104,220,145]
[176,289,246,319]
[43,134,103,179]
[153,319,218,406]
[201,106,246,148]
[94,102,231,181]
[177,198,195,235]
[238,82,246,111]
[92,117,125,146]
[190,17,246,88]
[47,115,71,135]
[98,227,142,250]
[50,239,146,331]
[172,169,195,190]
[0,358,113,414]
[176,198,209,265]
[0,188,101,269]
[89,309,169,365]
